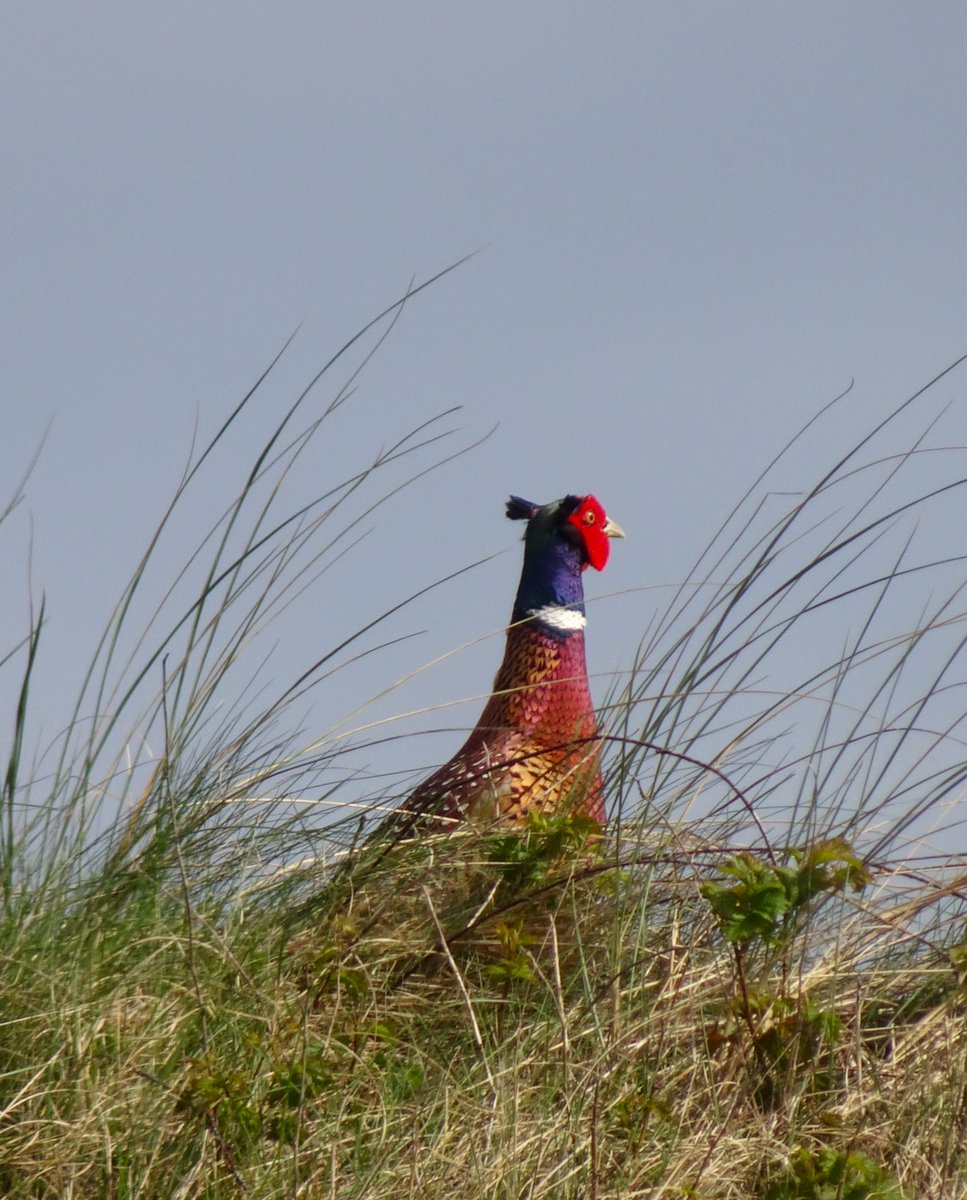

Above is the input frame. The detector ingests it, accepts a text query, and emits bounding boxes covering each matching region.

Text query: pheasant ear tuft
[506,495,538,521]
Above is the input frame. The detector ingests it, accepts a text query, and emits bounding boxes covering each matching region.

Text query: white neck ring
[527,605,587,632]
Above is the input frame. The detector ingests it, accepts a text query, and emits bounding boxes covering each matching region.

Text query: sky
[3,5,967,848]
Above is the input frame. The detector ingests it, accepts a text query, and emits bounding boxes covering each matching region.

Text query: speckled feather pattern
[400,619,604,829]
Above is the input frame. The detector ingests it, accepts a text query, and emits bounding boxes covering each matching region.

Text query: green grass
[3,288,967,1198]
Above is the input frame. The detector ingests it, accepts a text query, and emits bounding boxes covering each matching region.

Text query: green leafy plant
[701,839,870,949]
[483,918,538,987]
[762,1145,905,1200]
[699,840,870,1108]
[485,809,600,890]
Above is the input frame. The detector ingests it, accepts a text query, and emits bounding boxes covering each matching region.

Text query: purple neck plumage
[510,531,587,639]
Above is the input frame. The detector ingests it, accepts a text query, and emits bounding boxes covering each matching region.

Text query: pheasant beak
[603,516,625,539]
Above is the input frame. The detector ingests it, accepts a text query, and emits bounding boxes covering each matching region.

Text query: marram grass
[4,827,965,1197]
[3,290,967,1197]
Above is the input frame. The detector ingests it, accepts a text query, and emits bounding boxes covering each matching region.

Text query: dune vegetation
[3,286,967,1198]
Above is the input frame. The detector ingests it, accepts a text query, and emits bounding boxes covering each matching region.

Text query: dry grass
[3,827,967,1198]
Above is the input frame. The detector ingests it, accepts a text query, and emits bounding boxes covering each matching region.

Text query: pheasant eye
[584,511,596,525]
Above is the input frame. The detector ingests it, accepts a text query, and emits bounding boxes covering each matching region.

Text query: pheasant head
[507,493,625,633]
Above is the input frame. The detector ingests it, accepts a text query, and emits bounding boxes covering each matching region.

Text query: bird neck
[511,537,587,639]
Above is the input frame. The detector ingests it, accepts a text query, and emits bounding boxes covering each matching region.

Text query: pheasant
[393,493,624,833]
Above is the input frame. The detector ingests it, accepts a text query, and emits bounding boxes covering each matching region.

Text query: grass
[3,284,967,1197]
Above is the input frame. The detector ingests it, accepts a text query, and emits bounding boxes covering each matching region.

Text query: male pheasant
[394,493,624,832]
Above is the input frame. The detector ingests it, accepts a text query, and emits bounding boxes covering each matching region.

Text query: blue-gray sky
[4,5,967,837]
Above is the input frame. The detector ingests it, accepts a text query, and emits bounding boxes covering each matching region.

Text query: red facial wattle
[567,494,612,571]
